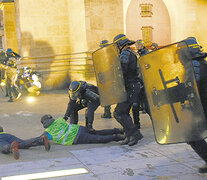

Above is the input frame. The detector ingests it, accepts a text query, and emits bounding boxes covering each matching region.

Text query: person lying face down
[0,126,50,160]
[41,114,124,145]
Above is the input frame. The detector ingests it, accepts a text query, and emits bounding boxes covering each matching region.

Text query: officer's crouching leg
[113,111,143,146]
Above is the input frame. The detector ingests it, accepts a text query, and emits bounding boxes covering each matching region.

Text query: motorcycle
[17,67,42,96]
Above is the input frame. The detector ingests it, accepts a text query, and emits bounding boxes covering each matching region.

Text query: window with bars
[141,26,153,46]
[140,4,153,17]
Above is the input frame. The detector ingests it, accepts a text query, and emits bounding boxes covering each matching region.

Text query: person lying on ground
[41,114,124,145]
[0,126,50,160]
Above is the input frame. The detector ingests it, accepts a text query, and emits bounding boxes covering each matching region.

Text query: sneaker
[43,135,51,152]
[11,141,20,160]
[199,163,207,173]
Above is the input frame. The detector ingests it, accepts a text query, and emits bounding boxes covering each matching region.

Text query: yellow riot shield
[139,41,207,144]
[92,44,127,107]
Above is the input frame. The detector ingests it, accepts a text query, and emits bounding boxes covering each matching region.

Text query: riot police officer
[113,34,143,146]
[136,40,150,57]
[184,37,207,173]
[132,40,150,129]
[150,42,159,51]
[0,60,21,102]
[5,48,21,65]
[99,40,112,119]
[4,48,21,101]
[63,81,100,133]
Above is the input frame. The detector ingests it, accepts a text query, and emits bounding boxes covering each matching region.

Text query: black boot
[120,132,129,145]
[101,106,112,118]
[120,136,130,145]
[87,123,96,134]
[199,163,207,173]
[128,129,143,146]
[8,97,14,102]
[188,140,207,173]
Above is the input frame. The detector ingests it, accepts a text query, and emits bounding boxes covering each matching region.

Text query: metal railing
[18,51,96,89]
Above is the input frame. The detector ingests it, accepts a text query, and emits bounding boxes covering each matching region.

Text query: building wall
[2,0,206,89]
[125,0,171,46]
[15,0,70,57]
[0,2,18,51]
[162,0,207,50]
[67,0,87,53]
[84,0,124,50]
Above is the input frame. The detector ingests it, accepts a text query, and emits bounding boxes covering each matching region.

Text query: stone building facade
[0,0,206,89]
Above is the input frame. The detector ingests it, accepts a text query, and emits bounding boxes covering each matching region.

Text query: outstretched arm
[63,100,76,120]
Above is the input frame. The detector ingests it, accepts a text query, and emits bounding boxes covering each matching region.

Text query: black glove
[63,116,68,121]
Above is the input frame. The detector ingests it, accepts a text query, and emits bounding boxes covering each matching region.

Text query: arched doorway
[125,0,171,47]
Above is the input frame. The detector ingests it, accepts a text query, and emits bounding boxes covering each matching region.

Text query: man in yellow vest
[41,114,124,145]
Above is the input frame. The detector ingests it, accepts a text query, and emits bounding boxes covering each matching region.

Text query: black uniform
[132,46,151,129]
[64,81,100,132]
[184,37,207,173]
[113,47,142,146]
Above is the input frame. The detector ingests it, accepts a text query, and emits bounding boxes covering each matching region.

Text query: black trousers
[114,83,140,136]
[188,79,207,162]
[74,127,121,144]
[188,139,207,163]
[70,100,100,125]
[0,136,43,154]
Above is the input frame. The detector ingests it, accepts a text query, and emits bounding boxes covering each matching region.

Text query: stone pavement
[0,90,207,180]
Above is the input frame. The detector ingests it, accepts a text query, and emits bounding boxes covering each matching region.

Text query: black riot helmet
[6,48,13,57]
[184,37,203,59]
[113,34,135,50]
[0,126,3,132]
[99,40,109,48]
[68,81,87,100]
[151,42,158,50]
[135,40,145,50]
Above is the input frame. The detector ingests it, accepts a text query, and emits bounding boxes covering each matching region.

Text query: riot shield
[139,41,207,144]
[92,44,127,106]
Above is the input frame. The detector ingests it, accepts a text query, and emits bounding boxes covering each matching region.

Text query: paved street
[0,90,207,180]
